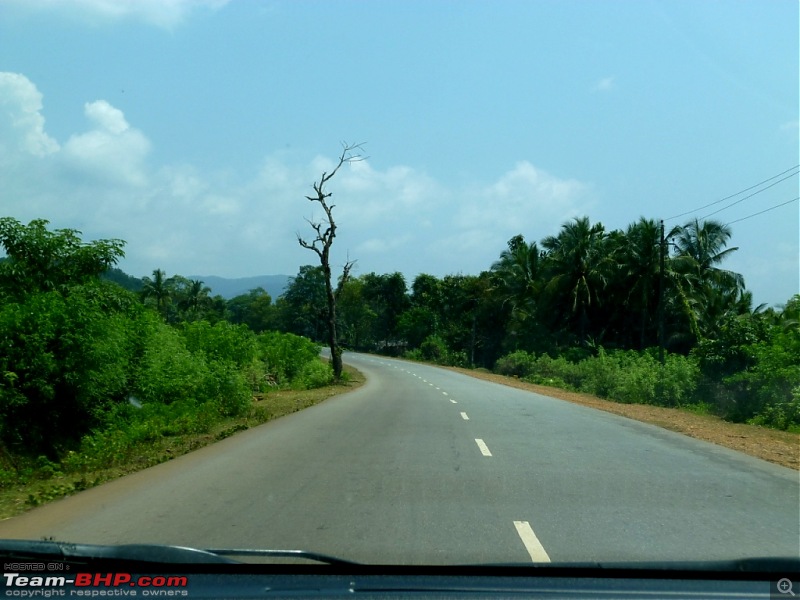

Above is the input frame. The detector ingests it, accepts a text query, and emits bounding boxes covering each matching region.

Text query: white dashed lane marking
[475,438,492,456]
[513,521,551,563]
[460,412,469,420]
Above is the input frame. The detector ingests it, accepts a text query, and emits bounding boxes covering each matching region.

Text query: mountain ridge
[188,274,291,300]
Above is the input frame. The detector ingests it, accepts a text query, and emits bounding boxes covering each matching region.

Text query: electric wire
[665,165,800,221]
[698,171,799,220]
[724,197,799,226]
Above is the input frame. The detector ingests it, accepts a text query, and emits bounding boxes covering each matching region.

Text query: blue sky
[1,0,798,307]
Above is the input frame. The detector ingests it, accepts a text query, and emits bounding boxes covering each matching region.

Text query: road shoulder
[442,365,799,470]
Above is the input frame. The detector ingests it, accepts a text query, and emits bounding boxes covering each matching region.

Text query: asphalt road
[0,352,797,564]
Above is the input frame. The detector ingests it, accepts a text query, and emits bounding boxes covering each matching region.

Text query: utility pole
[658,219,666,366]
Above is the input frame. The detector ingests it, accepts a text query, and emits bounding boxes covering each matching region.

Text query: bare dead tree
[297,142,364,379]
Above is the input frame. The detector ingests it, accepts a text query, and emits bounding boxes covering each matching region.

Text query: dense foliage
[2,209,795,488]
[0,219,331,480]
[274,216,799,429]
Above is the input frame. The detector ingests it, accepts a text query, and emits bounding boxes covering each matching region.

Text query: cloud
[62,100,151,186]
[780,120,799,133]
[5,0,230,29]
[1,72,592,281]
[0,72,60,159]
[454,161,590,231]
[593,77,615,92]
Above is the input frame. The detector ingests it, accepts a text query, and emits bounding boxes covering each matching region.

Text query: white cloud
[62,100,151,186]
[85,100,130,134]
[0,72,592,281]
[455,161,590,231]
[593,76,615,92]
[0,72,60,159]
[780,120,799,133]
[5,0,230,29]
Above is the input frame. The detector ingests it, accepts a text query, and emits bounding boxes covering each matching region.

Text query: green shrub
[576,349,619,398]
[524,374,574,390]
[749,386,800,430]
[132,319,210,405]
[659,353,699,407]
[181,321,258,367]
[293,360,334,390]
[419,335,449,363]
[494,350,536,377]
[495,348,699,407]
[200,360,251,416]
[258,332,321,386]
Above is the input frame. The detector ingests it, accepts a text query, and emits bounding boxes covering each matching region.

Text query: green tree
[336,278,376,350]
[140,269,174,316]
[227,287,276,333]
[541,217,611,344]
[177,278,213,319]
[278,266,328,341]
[617,218,661,349]
[360,272,409,351]
[0,217,125,300]
[667,219,746,344]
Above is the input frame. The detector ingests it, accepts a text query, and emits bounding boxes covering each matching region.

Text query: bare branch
[335,257,357,301]
[296,143,365,380]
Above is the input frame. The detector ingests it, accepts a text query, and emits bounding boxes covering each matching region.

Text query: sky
[1,0,798,308]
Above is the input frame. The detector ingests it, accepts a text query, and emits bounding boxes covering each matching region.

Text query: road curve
[0,352,797,564]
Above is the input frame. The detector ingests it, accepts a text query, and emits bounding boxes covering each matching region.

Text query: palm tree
[618,218,661,349]
[541,217,610,343]
[140,269,172,315]
[668,219,745,340]
[669,219,743,292]
[490,234,542,322]
[180,279,212,317]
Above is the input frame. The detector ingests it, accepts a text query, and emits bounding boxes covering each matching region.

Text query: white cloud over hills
[1,72,592,281]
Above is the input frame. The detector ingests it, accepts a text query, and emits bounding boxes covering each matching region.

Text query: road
[0,352,797,564]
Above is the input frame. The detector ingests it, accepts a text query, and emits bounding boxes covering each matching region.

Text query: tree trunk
[323,262,343,379]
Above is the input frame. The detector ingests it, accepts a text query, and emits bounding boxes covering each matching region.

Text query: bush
[410,335,468,367]
[493,348,699,407]
[181,321,258,368]
[0,285,145,455]
[576,349,621,399]
[494,350,536,378]
[749,386,800,430]
[293,360,334,390]
[258,332,321,386]
[132,317,210,405]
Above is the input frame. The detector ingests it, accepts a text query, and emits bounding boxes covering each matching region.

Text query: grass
[0,364,365,520]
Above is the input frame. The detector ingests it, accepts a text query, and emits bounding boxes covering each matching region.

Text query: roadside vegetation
[271,217,799,432]
[1,211,797,515]
[0,218,362,517]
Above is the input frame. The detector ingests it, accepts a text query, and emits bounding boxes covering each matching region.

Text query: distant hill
[101,268,144,292]
[189,275,291,300]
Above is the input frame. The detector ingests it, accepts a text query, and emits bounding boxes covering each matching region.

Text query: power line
[724,196,799,226]
[665,164,800,221]
[698,171,799,220]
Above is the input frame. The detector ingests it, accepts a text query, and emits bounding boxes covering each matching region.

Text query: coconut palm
[140,269,172,315]
[180,279,212,317]
[490,234,543,322]
[668,219,745,340]
[541,217,611,343]
[617,218,661,349]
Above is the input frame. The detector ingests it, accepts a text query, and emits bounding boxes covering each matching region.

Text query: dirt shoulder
[443,366,800,470]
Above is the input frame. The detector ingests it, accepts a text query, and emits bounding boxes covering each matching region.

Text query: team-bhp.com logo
[4,572,188,597]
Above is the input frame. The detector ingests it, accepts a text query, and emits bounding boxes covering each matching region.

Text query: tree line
[269,216,799,429]
[1,210,796,481]
[0,218,332,473]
